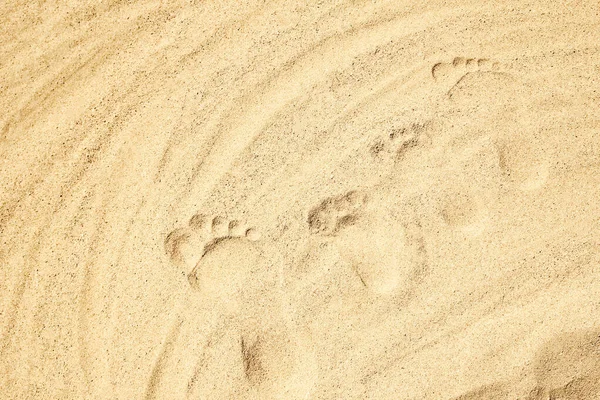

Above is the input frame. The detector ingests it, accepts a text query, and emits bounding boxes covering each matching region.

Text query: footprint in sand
[308,190,426,296]
[164,214,261,296]
[439,185,490,236]
[433,57,550,193]
[432,135,503,236]
[524,330,600,400]
[496,133,550,192]
[432,57,500,89]
[369,121,433,163]
[162,213,317,399]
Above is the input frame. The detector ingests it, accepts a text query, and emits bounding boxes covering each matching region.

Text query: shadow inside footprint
[447,69,515,105]
[439,187,489,236]
[496,136,550,192]
[241,326,318,400]
[532,330,600,398]
[165,213,262,288]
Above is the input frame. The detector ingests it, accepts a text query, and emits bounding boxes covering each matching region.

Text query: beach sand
[1,0,599,398]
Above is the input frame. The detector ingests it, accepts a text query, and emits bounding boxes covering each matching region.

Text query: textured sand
[1,1,600,399]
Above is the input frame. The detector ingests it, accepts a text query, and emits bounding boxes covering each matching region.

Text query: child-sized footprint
[433,58,550,193]
[308,190,426,295]
[433,135,502,236]
[439,185,490,236]
[432,56,516,113]
[496,133,550,192]
[369,121,433,163]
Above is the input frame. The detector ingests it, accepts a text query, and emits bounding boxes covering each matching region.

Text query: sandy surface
[1,1,600,399]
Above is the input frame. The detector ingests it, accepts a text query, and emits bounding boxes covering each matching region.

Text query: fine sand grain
[1,0,599,399]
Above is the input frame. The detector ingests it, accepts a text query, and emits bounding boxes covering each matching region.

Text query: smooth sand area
[1,1,599,399]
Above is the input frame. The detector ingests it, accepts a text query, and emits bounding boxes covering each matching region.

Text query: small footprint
[161,214,318,398]
[436,136,502,236]
[308,190,426,295]
[432,57,515,106]
[164,214,261,297]
[439,187,489,236]
[307,191,369,237]
[432,59,549,193]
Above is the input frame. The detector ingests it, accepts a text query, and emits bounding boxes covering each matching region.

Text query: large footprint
[308,190,426,296]
[159,213,318,399]
[433,57,550,193]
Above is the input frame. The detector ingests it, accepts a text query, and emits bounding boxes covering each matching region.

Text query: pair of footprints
[165,193,424,298]
[370,56,501,161]
[370,56,503,163]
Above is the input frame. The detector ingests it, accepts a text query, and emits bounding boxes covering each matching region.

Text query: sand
[1,0,599,399]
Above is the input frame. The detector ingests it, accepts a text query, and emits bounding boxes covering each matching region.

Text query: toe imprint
[164,214,260,281]
[307,190,368,236]
[370,121,433,163]
[432,56,500,83]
